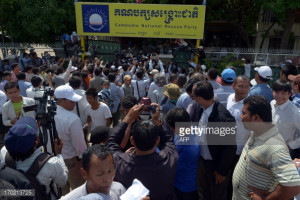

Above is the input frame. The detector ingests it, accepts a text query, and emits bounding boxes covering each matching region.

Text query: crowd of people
[0,47,300,200]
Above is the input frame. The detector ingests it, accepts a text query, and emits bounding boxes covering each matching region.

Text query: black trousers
[198,157,231,200]
[0,114,9,145]
[174,187,198,200]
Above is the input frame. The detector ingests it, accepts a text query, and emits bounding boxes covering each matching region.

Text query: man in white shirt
[148,54,165,72]
[192,81,236,200]
[26,76,43,100]
[60,144,126,200]
[226,76,251,156]
[270,79,300,158]
[85,88,112,130]
[69,76,89,126]
[147,69,160,95]
[54,84,87,194]
[131,69,150,100]
[57,56,74,83]
[148,74,167,104]
[226,76,251,199]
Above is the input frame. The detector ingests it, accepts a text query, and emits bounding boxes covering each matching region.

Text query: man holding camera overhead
[106,103,178,200]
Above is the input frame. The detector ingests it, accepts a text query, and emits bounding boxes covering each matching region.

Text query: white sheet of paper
[120,179,149,200]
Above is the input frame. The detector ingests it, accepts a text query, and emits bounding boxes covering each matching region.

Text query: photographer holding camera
[106,103,178,200]
[149,53,165,74]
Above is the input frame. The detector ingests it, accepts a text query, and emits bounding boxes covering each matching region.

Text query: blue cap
[221,69,236,83]
[4,117,37,153]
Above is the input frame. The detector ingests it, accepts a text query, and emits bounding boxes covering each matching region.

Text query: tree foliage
[0,0,76,43]
[255,0,300,49]
[205,0,260,47]
[0,0,299,49]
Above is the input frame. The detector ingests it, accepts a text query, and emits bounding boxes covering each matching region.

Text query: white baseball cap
[54,85,82,102]
[150,69,159,75]
[254,66,272,79]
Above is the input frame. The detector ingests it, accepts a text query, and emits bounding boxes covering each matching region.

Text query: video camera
[23,87,58,153]
[34,87,56,120]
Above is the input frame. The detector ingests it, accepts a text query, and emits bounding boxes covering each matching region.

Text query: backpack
[5,152,61,200]
[0,163,33,200]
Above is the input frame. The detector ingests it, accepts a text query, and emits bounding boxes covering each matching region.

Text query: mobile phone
[140,97,152,106]
[142,105,157,114]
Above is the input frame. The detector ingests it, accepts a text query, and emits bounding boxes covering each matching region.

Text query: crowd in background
[0,46,300,200]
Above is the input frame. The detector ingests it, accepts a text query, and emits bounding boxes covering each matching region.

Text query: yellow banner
[75,3,205,39]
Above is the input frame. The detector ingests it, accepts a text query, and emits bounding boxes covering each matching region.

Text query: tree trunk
[230,22,252,48]
[259,21,276,50]
[280,8,296,50]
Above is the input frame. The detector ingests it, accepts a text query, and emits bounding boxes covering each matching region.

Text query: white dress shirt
[226,93,250,155]
[176,93,194,111]
[148,82,159,97]
[26,87,44,100]
[198,103,214,160]
[60,181,126,200]
[149,87,164,104]
[54,105,87,159]
[149,60,165,73]
[73,89,89,126]
[0,90,7,114]
[271,100,300,149]
[58,60,72,83]
[131,79,150,100]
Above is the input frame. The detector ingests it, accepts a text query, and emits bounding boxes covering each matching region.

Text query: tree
[0,0,76,43]
[205,0,260,48]
[256,0,300,49]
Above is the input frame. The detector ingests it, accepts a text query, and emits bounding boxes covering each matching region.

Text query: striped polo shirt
[232,125,300,200]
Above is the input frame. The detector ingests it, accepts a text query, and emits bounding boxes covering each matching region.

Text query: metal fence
[203,47,300,67]
[0,37,121,62]
[1,44,299,67]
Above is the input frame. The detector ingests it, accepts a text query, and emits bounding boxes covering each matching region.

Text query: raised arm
[106,104,143,153]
